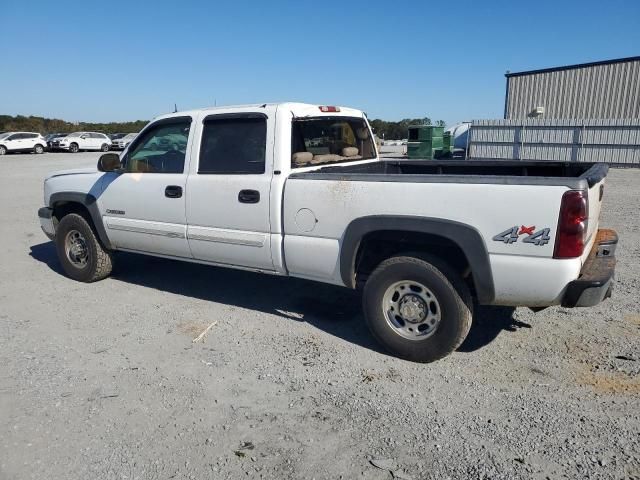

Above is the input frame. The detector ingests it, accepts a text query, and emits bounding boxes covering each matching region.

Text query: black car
[46,133,68,151]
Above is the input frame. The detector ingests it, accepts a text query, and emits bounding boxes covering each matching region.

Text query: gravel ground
[0,152,638,480]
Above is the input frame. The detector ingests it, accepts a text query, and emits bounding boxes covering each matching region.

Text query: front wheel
[362,254,472,363]
[69,143,79,153]
[55,213,113,282]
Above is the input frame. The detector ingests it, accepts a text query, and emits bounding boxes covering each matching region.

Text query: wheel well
[354,230,475,293]
[52,201,92,225]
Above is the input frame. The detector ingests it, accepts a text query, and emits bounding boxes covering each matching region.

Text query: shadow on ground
[30,241,526,357]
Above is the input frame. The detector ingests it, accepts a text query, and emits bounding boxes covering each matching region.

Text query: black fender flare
[49,191,113,250]
[340,215,495,304]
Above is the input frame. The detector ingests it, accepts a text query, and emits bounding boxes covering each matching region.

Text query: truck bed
[290,160,608,189]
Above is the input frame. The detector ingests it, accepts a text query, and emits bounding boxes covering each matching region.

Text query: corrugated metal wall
[468,119,640,166]
[505,58,640,119]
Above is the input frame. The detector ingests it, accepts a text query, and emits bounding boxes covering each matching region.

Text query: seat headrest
[356,127,370,140]
[342,147,359,157]
[292,152,313,165]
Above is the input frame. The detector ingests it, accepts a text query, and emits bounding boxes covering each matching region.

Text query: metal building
[504,56,640,120]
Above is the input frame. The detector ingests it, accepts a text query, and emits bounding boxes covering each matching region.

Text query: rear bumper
[38,207,56,240]
[561,229,617,307]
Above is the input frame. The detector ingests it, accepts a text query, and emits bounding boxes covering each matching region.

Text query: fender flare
[340,215,495,304]
[49,191,113,250]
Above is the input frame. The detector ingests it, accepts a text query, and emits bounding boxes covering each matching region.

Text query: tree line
[1,114,446,140]
[0,115,148,135]
[368,117,446,140]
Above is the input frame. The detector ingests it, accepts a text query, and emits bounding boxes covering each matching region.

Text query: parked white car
[111,132,138,150]
[58,132,112,153]
[0,132,47,155]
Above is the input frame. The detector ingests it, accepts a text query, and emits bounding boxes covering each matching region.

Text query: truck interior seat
[292,152,313,166]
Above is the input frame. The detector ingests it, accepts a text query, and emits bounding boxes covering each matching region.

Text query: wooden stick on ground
[192,321,218,343]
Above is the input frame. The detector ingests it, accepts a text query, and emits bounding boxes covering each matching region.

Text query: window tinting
[199,117,266,174]
[124,121,191,174]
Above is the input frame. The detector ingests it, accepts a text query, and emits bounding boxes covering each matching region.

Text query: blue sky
[1,0,638,125]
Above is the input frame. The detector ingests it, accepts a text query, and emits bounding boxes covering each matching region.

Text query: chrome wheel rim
[382,280,441,340]
[64,229,89,268]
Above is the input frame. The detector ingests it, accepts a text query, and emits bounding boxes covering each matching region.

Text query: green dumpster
[407,125,444,159]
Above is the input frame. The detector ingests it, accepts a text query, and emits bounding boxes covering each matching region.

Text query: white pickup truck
[38,103,618,362]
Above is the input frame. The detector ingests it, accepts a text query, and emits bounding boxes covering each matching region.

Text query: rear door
[25,133,39,150]
[98,117,194,258]
[185,111,274,270]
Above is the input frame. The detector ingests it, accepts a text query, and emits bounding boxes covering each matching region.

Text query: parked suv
[58,132,112,153]
[111,132,138,150]
[0,132,47,155]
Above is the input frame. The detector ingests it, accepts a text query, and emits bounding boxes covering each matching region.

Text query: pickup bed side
[283,162,609,307]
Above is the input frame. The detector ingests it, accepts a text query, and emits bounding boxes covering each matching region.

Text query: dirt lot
[1,153,639,480]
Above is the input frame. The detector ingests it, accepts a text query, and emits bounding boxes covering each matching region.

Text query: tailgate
[581,167,608,262]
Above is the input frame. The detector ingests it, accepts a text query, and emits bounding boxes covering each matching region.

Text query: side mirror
[97,153,121,172]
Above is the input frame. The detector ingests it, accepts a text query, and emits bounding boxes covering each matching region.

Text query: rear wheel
[55,213,113,282]
[34,144,44,154]
[362,254,472,362]
[69,143,79,153]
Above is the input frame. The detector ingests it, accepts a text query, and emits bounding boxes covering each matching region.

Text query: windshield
[124,133,137,139]
[0,133,10,140]
[291,116,376,168]
[69,132,83,137]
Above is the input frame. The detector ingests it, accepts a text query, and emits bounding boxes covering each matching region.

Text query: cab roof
[153,103,366,121]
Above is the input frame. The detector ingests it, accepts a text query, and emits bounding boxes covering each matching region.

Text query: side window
[198,117,266,174]
[124,120,191,174]
[28,134,38,139]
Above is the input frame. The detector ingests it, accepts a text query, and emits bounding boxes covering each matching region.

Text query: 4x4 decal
[493,226,551,246]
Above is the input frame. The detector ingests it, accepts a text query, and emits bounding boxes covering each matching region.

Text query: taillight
[319,106,340,112]
[554,190,588,258]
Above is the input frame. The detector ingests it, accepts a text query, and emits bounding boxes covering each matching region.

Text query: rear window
[291,116,375,168]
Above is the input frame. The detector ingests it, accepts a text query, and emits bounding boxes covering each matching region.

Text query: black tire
[101,143,109,152]
[362,254,472,363]
[55,213,113,282]
[34,144,44,154]
[0,145,6,155]
[69,143,79,153]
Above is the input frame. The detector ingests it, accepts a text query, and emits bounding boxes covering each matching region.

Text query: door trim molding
[187,226,266,247]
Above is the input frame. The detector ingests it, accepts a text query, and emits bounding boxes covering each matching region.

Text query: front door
[186,112,274,270]
[97,117,194,258]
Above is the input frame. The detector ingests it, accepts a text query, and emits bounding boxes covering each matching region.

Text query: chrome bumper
[38,207,56,240]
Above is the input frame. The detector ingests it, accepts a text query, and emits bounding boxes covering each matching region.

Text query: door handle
[165,185,183,198]
[238,189,260,204]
